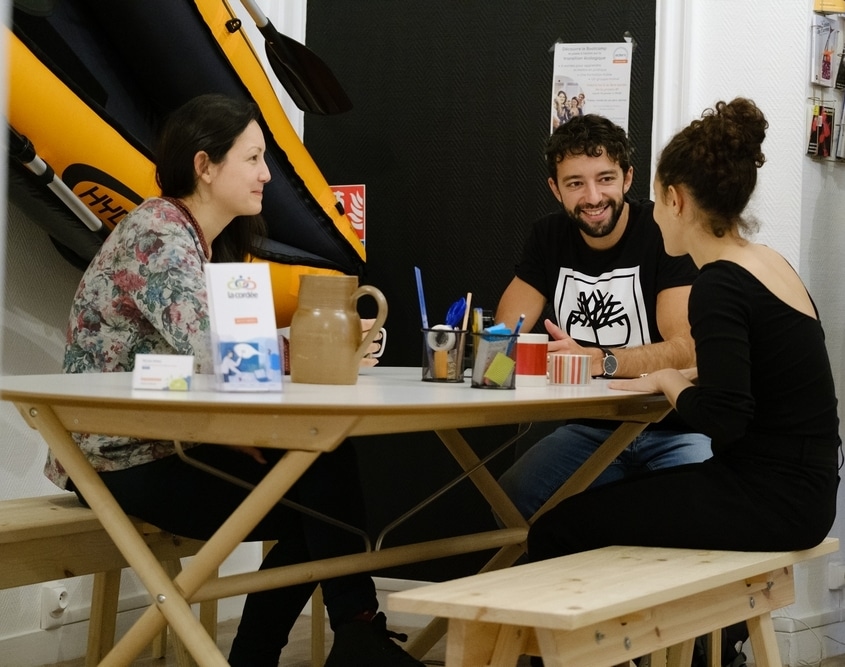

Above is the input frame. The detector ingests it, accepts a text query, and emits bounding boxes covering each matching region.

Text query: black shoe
[324,612,425,666]
[529,657,544,667]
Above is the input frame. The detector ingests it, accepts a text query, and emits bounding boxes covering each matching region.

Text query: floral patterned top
[45,198,212,489]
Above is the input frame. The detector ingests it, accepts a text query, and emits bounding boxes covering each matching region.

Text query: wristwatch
[600,347,618,378]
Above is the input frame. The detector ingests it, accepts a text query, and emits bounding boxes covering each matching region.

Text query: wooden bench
[388,538,840,667]
[0,493,211,666]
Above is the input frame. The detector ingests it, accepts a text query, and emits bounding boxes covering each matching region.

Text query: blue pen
[507,313,526,354]
[414,266,429,329]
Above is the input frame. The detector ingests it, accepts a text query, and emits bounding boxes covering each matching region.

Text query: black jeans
[92,441,377,666]
[529,440,840,561]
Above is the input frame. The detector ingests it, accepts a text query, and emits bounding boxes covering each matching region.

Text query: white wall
[655,1,845,664]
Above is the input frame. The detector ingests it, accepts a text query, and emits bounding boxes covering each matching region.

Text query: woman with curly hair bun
[529,98,840,561]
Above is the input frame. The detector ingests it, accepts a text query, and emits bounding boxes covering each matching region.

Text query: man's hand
[544,319,603,375]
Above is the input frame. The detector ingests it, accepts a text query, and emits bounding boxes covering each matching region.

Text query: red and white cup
[515,333,549,386]
[547,353,592,385]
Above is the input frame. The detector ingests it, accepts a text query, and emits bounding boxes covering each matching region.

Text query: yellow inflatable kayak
[8,0,365,326]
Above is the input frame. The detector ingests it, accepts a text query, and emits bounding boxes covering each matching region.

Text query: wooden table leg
[24,400,356,665]
[102,448,323,665]
[531,421,650,522]
[407,422,650,660]
[26,403,229,666]
[434,428,528,531]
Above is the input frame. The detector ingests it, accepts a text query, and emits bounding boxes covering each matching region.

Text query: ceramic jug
[289,275,388,384]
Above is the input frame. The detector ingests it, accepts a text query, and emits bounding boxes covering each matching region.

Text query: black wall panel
[304,1,656,580]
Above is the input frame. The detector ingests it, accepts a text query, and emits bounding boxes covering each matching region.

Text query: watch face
[603,353,618,376]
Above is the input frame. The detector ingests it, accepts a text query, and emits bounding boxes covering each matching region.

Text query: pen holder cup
[421,328,469,382]
[470,333,518,389]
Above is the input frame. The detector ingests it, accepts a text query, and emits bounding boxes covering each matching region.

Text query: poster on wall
[550,42,633,134]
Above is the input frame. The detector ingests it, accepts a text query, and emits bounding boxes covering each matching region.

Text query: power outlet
[828,562,845,590]
[40,584,69,630]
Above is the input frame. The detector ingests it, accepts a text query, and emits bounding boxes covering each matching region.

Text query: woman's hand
[679,366,698,383]
[608,367,696,408]
[608,373,664,394]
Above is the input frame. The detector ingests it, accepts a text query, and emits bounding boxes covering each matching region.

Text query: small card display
[132,354,194,391]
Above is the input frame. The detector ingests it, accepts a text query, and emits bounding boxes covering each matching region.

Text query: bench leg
[666,639,695,667]
[87,570,120,667]
[444,619,526,666]
[706,629,722,667]
[200,591,218,643]
[311,586,326,667]
[408,615,450,659]
[747,613,781,667]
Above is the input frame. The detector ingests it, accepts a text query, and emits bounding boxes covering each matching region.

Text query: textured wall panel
[305,1,656,364]
[305,1,656,580]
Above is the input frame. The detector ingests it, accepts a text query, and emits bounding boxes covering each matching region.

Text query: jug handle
[352,285,388,362]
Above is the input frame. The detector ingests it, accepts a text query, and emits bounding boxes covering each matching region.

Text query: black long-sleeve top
[675,261,840,455]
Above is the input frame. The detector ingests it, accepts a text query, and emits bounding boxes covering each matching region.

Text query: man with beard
[495,114,711,523]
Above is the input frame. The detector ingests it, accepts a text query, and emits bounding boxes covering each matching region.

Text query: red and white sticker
[332,184,366,244]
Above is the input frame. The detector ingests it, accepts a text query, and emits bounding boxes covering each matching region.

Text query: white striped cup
[547,353,592,385]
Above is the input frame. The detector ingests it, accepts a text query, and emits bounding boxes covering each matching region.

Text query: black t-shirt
[516,197,698,348]
[516,198,698,431]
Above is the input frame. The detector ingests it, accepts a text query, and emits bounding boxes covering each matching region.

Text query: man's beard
[564,197,624,238]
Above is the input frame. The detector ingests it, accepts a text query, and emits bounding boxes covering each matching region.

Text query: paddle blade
[263,31,352,114]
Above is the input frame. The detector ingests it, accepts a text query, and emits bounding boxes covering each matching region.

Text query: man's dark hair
[545,114,633,180]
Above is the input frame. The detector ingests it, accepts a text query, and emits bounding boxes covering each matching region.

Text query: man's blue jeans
[498,424,712,520]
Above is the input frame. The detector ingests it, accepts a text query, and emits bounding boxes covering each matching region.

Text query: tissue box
[132,354,194,391]
[204,262,283,391]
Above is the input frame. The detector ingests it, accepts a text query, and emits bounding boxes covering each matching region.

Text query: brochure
[204,262,283,391]
[811,14,840,88]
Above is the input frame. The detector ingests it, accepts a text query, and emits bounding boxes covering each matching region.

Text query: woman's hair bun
[706,98,768,168]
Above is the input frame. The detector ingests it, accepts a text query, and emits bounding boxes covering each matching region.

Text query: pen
[507,313,525,354]
[513,313,526,337]
[460,292,472,331]
[414,266,429,329]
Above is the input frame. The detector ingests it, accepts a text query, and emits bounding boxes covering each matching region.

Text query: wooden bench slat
[0,494,206,587]
[392,539,839,666]
[390,538,839,632]
[0,494,106,542]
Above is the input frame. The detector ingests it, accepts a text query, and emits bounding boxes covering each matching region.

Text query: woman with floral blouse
[49,94,423,667]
